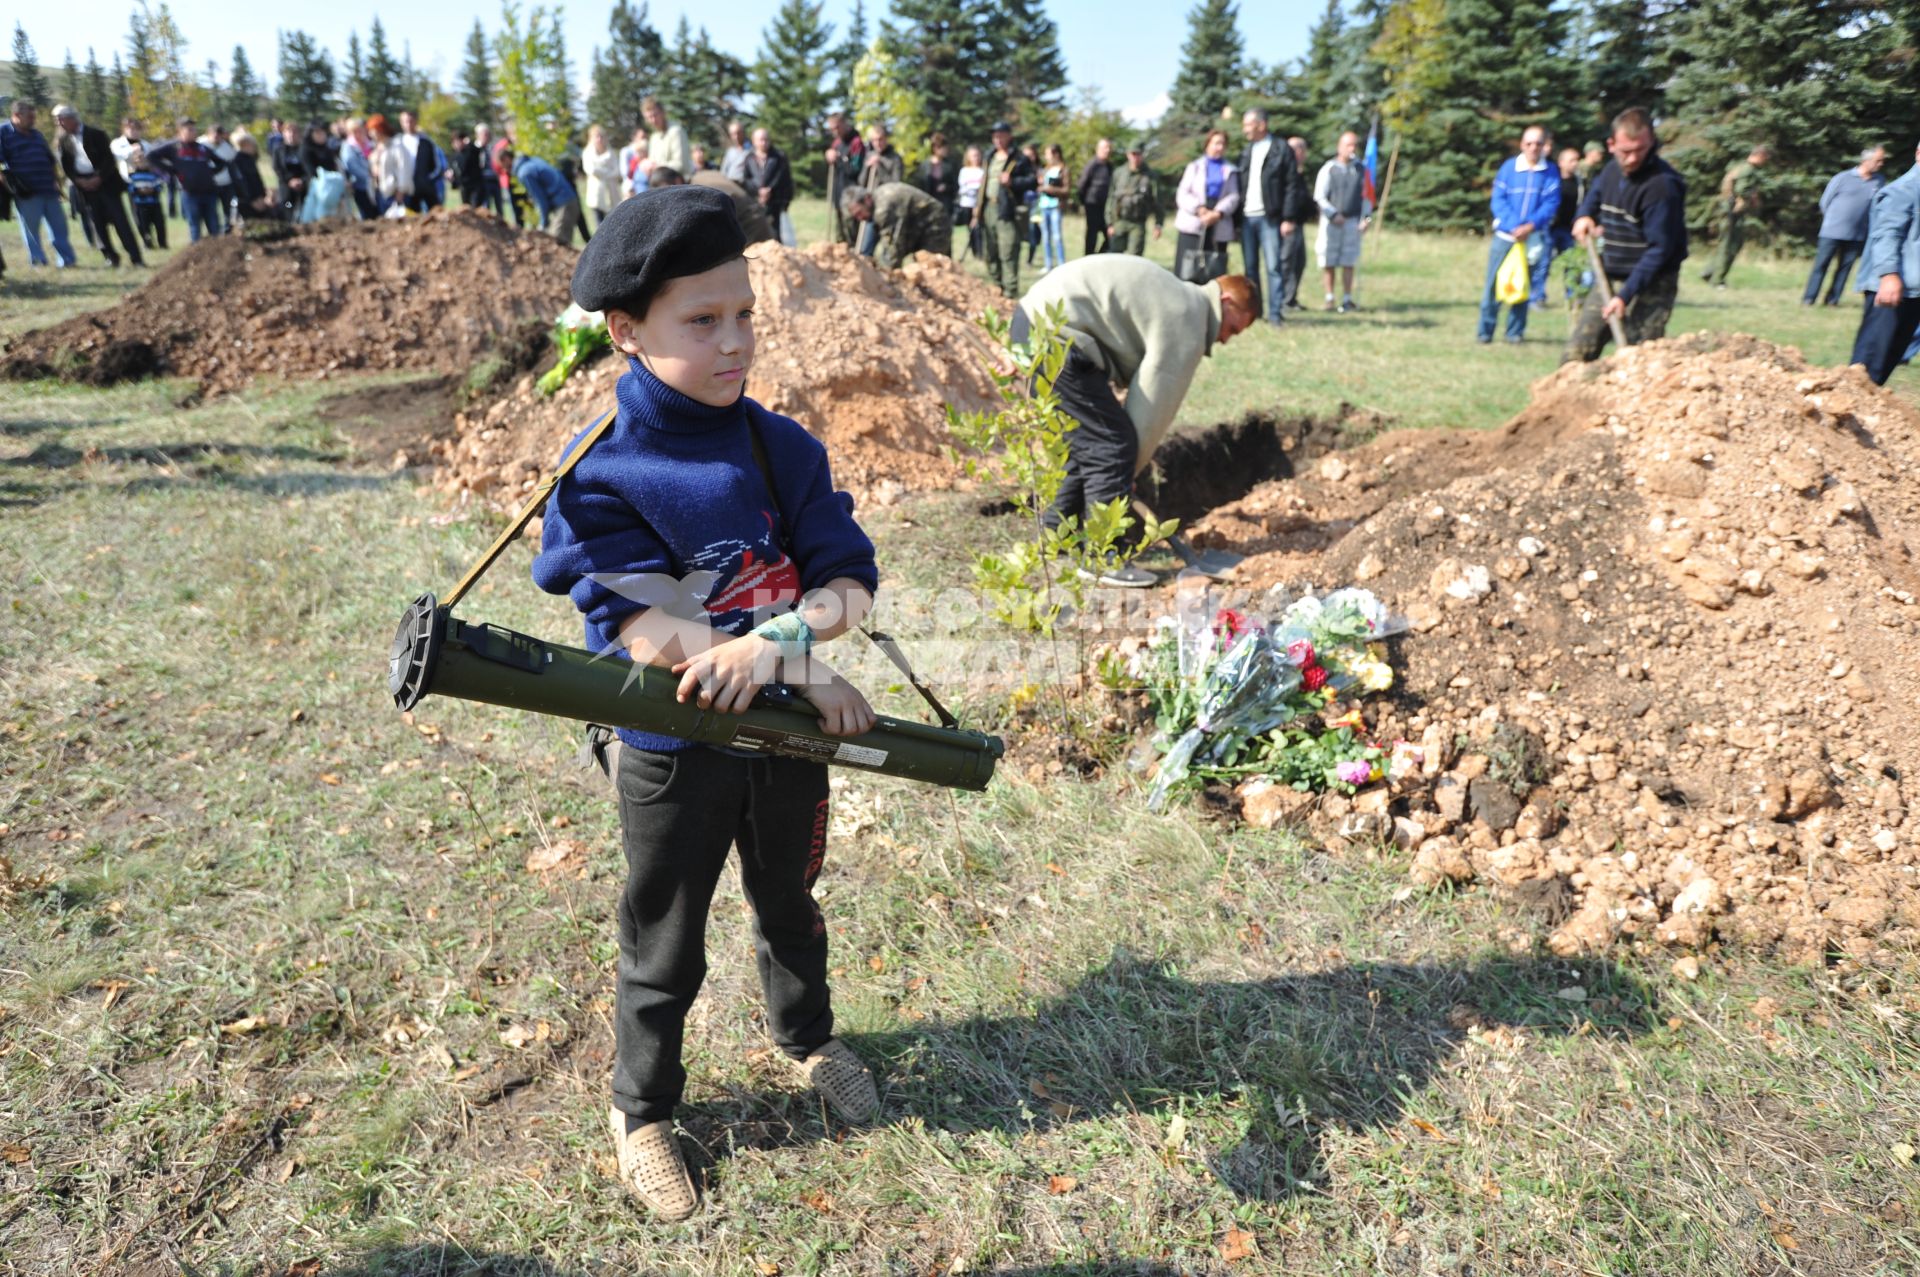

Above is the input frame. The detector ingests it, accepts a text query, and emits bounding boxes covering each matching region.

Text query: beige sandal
[608,1108,699,1221]
[795,1038,881,1125]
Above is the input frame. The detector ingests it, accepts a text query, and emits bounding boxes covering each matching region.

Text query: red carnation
[1214,607,1249,639]
[1302,663,1329,692]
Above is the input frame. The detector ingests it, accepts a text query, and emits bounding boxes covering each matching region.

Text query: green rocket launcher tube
[388,593,1003,792]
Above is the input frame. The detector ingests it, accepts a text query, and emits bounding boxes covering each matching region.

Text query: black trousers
[613,745,834,1121]
[1283,224,1307,305]
[82,188,144,265]
[1804,237,1864,305]
[1850,293,1920,386]
[132,200,167,249]
[1083,197,1108,255]
[1045,347,1139,531]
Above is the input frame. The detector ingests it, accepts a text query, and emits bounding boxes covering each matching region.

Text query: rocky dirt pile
[0,211,576,394]
[432,242,1006,507]
[1187,333,1920,963]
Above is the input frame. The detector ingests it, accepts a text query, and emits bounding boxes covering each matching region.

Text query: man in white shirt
[1237,107,1303,325]
[721,120,750,183]
[642,97,689,178]
[108,117,143,182]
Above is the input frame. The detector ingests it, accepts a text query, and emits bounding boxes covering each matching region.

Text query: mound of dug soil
[1191,334,1920,962]
[433,242,1006,506]
[0,211,576,394]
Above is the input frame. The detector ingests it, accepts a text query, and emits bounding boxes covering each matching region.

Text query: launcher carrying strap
[441,404,959,730]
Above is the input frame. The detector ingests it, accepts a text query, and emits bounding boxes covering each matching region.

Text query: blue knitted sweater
[531,356,878,752]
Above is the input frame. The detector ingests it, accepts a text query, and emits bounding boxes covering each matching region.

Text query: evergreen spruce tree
[750,0,835,184]
[111,52,130,123]
[587,0,665,137]
[1580,0,1668,139]
[658,18,746,149]
[83,47,111,124]
[1168,0,1246,130]
[1369,0,1579,228]
[996,0,1067,131]
[227,44,261,125]
[11,25,51,108]
[458,20,500,126]
[277,30,337,124]
[343,31,367,113]
[62,51,82,113]
[204,58,222,122]
[1662,0,1920,241]
[883,0,996,145]
[362,19,407,117]
[1293,0,1379,145]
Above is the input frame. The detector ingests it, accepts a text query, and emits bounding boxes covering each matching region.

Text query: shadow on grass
[314,1246,587,1276]
[3,439,343,469]
[696,951,1658,1203]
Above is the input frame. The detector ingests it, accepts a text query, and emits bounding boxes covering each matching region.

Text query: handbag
[1495,239,1530,304]
[1177,232,1229,283]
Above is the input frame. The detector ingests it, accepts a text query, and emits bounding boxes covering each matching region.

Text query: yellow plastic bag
[1494,239,1530,305]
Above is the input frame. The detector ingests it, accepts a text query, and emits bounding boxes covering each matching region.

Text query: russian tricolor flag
[1363,118,1379,205]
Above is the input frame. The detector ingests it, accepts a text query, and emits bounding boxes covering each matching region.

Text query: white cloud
[1121,91,1170,129]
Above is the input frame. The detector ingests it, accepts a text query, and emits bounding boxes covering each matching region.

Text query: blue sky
[27,0,1312,124]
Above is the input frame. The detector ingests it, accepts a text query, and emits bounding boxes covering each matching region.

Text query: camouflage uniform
[1109,164,1162,256]
[1563,267,1679,363]
[1703,161,1763,286]
[865,182,951,269]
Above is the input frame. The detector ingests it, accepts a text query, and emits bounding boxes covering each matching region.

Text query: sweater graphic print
[531,356,879,752]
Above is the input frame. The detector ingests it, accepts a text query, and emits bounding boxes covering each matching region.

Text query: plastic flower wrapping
[1139,585,1415,809]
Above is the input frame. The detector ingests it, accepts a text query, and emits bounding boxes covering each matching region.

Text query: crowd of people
[6,91,1920,384]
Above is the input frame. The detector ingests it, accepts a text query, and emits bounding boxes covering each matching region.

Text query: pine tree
[658,18,745,149]
[277,30,337,124]
[111,52,130,123]
[227,44,261,125]
[1292,0,1382,146]
[343,31,367,112]
[11,24,51,108]
[996,0,1067,132]
[1581,0,1668,138]
[82,47,111,124]
[362,19,407,117]
[204,58,222,122]
[750,0,834,178]
[61,50,82,113]
[883,0,997,146]
[1370,0,1580,228]
[587,0,665,137]
[1168,0,1246,129]
[140,5,199,129]
[831,0,869,112]
[458,20,500,127]
[1662,0,1920,242]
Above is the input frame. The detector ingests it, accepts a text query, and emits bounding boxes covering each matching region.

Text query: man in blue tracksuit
[1849,141,1920,385]
[1477,125,1560,344]
[508,148,582,246]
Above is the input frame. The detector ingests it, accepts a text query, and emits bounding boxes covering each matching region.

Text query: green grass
[2,217,1918,1275]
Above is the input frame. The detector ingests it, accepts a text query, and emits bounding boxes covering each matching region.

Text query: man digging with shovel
[1015,255,1257,586]
[1563,107,1689,364]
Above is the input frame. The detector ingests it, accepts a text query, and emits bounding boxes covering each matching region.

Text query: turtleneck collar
[615,355,748,437]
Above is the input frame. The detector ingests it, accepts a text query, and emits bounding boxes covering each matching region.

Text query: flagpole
[1355,118,1381,308]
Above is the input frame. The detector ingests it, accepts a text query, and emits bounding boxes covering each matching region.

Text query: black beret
[990,120,1012,134]
[570,185,747,315]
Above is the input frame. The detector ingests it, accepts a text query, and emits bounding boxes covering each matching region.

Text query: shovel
[1585,236,1631,350]
[1133,497,1243,580]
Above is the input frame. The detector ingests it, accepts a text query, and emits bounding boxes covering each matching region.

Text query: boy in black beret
[531,186,884,1220]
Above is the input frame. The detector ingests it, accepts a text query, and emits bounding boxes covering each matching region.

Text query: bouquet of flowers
[537,303,612,396]
[1138,587,1413,809]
